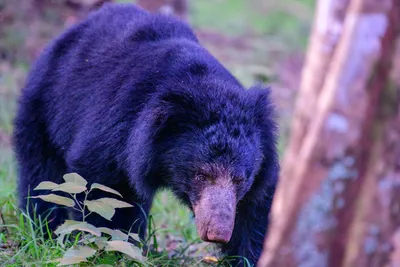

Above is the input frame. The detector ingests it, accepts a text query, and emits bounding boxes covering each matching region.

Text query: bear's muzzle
[193,184,236,244]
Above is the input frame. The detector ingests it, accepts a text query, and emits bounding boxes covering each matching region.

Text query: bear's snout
[193,185,236,244]
[205,223,233,243]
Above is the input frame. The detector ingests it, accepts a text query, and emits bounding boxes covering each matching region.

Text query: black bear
[13,3,279,266]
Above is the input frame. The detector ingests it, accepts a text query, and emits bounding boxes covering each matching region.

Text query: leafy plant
[32,173,144,266]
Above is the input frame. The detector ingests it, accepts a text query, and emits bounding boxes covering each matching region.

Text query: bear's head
[126,74,278,244]
[166,126,265,243]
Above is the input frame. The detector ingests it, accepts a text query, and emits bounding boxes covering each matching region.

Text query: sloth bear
[14,3,279,266]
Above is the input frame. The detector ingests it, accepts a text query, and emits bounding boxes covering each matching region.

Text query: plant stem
[0,212,9,235]
[71,193,83,211]
[82,191,89,221]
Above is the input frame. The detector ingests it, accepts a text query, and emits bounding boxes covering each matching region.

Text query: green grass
[190,0,315,47]
[0,159,222,267]
[188,0,315,91]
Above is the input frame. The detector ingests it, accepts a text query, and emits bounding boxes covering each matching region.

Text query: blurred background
[1,0,399,267]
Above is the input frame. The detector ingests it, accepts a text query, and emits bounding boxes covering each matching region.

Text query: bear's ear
[125,106,165,200]
[125,89,197,200]
[245,84,280,204]
[247,84,275,125]
[248,84,271,104]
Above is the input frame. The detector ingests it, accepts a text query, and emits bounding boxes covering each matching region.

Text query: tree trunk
[258,0,400,266]
[279,0,350,225]
[136,0,188,19]
[283,0,349,165]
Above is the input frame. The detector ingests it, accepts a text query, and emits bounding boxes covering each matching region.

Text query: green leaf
[54,220,101,247]
[31,194,75,207]
[98,227,114,236]
[34,181,59,190]
[55,220,81,248]
[105,240,143,260]
[128,233,141,243]
[63,173,88,187]
[96,265,114,267]
[111,229,128,241]
[55,220,81,234]
[57,245,96,266]
[85,200,115,221]
[52,182,87,194]
[57,233,67,248]
[58,257,87,266]
[91,183,122,198]
[94,198,133,208]
[99,228,139,242]
[55,221,101,237]
[67,245,96,257]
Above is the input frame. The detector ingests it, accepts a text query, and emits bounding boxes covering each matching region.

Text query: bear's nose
[206,228,232,244]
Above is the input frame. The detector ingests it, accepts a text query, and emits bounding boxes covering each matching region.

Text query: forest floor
[0,0,314,266]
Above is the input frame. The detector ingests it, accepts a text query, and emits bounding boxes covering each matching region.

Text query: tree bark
[258,0,400,266]
[283,0,349,164]
[279,0,350,226]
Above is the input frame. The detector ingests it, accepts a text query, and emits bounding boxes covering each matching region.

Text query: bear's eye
[195,173,208,182]
[233,177,245,185]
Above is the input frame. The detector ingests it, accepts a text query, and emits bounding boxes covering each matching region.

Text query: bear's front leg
[220,196,272,267]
